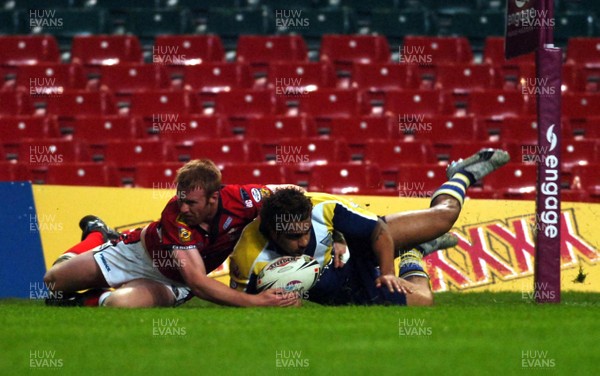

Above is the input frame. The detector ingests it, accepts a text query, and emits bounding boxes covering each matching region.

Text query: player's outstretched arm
[370,219,413,295]
[174,248,298,307]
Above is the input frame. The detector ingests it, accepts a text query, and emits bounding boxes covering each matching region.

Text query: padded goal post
[506,0,561,302]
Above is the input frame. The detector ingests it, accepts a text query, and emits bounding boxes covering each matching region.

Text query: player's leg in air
[383,148,510,305]
[53,215,120,265]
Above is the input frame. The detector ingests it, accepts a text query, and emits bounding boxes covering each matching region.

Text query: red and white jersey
[123,184,271,283]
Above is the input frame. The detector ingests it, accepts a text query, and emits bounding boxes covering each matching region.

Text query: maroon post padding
[534,47,561,303]
[505,0,542,59]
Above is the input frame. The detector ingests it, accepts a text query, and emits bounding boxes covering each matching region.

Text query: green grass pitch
[1,292,598,375]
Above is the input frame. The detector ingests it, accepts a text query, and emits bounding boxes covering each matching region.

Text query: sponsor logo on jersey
[178,227,192,243]
[251,188,262,202]
[223,216,233,230]
[244,199,254,208]
[319,232,333,247]
[240,188,251,202]
[260,187,271,199]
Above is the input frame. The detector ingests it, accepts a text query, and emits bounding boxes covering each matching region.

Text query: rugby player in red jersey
[44,159,299,308]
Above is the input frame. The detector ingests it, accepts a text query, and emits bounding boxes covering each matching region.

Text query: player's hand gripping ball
[256,255,320,293]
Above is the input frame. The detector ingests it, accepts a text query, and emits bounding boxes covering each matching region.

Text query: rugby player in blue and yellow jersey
[229,149,510,306]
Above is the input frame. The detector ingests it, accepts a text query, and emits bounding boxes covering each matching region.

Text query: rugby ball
[256,255,320,293]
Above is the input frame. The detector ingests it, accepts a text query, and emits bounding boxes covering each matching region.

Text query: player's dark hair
[175,159,222,196]
[259,187,312,235]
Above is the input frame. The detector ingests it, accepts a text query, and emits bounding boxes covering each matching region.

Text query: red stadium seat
[128,91,198,124]
[221,163,290,185]
[492,63,536,91]
[267,62,337,93]
[102,139,172,185]
[0,115,59,158]
[257,138,350,165]
[102,139,170,166]
[566,38,600,66]
[292,89,360,119]
[320,34,391,73]
[478,116,539,144]
[483,37,534,66]
[570,117,600,140]
[458,90,527,117]
[572,65,600,93]
[148,114,230,146]
[0,115,58,144]
[16,138,88,164]
[560,63,577,94]
[364,140,436,166]
[307,163,383,194]
[323,115,394,142]
[183,63,253,94]
[133,162,186,188]
[99,64,171,95]
[71,35,143,76]
[562,92,600,119]
[0,35,60,67]
[242,114,316,142]
[65,115,142,159]
[214,89,275,118]
[571,164,600,201]
[383,89,443,117]
[45,90,117,118]
[184,139,258,166]
[482,163,537,200]
[561,140,598,172]
[236,35,308,76]
[43,162,115,187]
[0,161,31,182]
[66,115,141,142]
[322,116,394,159]
[0,90,35,115]
[396,164,448,199]
[351,63,415,92]
[401,36,473,64]
[414,63,495,92]
[363,140,436,185]
[153,34,225,77]
[12,64,87,94]
[404,115,478,159]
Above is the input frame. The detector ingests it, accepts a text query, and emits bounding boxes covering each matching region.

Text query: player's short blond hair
[175,159,222,196]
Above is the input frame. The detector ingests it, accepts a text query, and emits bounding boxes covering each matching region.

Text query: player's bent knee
[43,271,55,290]
[430,203,461,234]
[103,282,175,308]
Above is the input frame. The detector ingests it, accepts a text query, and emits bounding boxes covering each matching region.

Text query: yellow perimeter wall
[33,185,600,292]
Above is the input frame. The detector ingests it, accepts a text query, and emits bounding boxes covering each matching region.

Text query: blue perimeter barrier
[0,182,46,298]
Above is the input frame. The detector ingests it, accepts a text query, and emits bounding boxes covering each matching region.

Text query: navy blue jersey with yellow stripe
[229,192,379,293]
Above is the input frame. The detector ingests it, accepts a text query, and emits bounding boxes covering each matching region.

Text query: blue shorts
[308,236,407,306]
